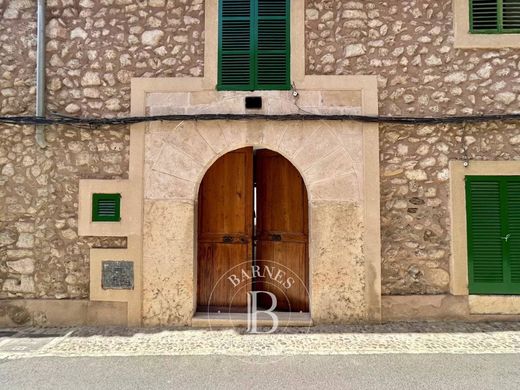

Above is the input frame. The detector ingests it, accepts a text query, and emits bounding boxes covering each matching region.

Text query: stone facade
[304,0,520,295]
[0,124,128,300]
[0,0,204,117]
[305,0,520,115]
[1,0,520,324]
[381,121,520,295]
[0,0,204,301]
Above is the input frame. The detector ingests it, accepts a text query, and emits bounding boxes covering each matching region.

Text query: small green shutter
[218,0,290,91]
[92,193,121,222]
[466,176,520,294]
[470,0,520,33]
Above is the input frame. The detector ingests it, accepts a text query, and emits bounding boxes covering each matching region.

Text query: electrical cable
[1,112,520,127]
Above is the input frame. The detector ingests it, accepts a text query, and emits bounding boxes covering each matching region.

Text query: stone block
[151,143,204,182]
[469,296,520,315]
[143,200,195,326]
[147,92,189,108]
[310,201,367,323]
[190,91,220,106]
[196,121,229,154]
[164,121,216,164]
[292,126,341,171]
[309,173,361,201]
[304,148,355,185]
[6,258,34,274]
[145,170,196,200]
[321,91,362,108]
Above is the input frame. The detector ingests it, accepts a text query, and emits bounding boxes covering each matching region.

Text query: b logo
[247,291,279,334]
[207,260,310,336]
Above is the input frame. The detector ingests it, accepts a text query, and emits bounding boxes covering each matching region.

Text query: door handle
[270,234,282,241]
[501,233,511,242]
[223,235,233,243]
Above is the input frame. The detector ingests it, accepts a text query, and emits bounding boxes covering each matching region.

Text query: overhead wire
[1,112,520,128]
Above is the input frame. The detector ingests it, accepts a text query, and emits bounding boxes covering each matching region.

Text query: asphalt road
[1,354,519,389]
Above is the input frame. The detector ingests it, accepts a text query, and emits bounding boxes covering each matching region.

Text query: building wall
[380,121,520,295]
[305,0,520,116]
[1,0,520,315]
[0,0,205,301]
[0,124,128,300]
[305,0,520,295]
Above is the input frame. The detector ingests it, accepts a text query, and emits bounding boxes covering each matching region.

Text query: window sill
[454,31,520,49]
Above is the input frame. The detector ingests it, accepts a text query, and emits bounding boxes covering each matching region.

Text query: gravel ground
[0,321,520,359]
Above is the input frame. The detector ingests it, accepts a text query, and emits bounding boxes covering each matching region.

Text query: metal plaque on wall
[102,261,134,290]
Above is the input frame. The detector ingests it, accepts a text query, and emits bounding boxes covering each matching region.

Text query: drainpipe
[35,0,47,148]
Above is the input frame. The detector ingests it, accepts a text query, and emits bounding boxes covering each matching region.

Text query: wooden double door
[197,148,309,313]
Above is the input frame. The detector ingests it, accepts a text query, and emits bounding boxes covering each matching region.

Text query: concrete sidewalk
[1,321,520,360]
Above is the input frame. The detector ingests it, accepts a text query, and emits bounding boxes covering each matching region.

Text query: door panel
[255,149,309,312]
[197,147,253,311]
[466,175,520,294]
[197,243,250,310]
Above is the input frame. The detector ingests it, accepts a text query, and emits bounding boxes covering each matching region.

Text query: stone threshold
[191,312,313,328]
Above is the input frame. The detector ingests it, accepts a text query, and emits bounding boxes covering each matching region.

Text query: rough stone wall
[305,0,520,116]
[381,121,520,294]
[0,0,205,299]
[0,0,35,115]
[0,0,205,117]
[0,125,129,299]
[305,0,520,294]
[45,0,204,116]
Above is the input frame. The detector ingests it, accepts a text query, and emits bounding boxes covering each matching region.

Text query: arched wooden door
[255,150,309,312]
[197,147,253,312]
[197,148,309,313]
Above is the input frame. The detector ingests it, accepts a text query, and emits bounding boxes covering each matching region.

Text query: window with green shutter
[466,176,520,294]
[92,193,121,222]
[470,0,520,33]
[218,0,290,91]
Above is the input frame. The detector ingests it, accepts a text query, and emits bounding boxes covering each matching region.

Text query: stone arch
[142,119,370,326]
[146,119,362,204]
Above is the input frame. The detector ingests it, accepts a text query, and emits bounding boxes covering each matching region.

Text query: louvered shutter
[470,0,520,33]
[92,193,121,222]
[466,178,505,292]
[470,0,499,32]
[503,0,520,30]
[506,180,520,283]
[218,0,253,90]
[218,0,290,91]
[256,0,290,89]
[466,176,520,294]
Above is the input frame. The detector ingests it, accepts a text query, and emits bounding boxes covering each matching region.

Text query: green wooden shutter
[506,180,520,283]
[466,176,520,294]
[92,193,121,222]
[466,177,504,292]
[218,0,253,90]
[503,0,520,31]
[255,0,290,90]
[470,0,520,33]
[218,0,290,91]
